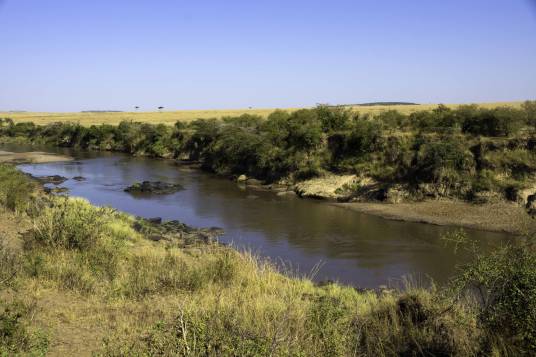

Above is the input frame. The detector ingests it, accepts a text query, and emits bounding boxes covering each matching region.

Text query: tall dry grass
[1,101,523,126]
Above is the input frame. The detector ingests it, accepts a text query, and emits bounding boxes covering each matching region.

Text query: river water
[6,145,513,288]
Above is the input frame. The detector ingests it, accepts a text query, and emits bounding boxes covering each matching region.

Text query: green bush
[0,243,19,288]
[358,292,479,356]
[0,164,37,212]
[409,110,440,132]
[286,109,323,151]
[24,197,134,292]
[470,169,497,196]
[484,149,536,179]
[523,100,536,130]
[327,119,382,172]
[461,107,525,137]
[306,295,354,356]
[1,237,48,355]
[315,105,353,132]
[413,137,475,184]
[31,197,107,250]
[452,236,536,354]
[0,301,49,356]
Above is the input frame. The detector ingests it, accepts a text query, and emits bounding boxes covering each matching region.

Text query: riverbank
[0,150,72,164]
[2,103,536,238]
[281,173,533,234]
[2,146,531,235]
[333,200,536,235]
[5,147,532,235]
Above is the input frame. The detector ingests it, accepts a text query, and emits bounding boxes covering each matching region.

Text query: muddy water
[8,145,512,288]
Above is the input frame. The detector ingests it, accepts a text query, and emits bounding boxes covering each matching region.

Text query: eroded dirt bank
[332,200,535,234]
[0,151,73,164]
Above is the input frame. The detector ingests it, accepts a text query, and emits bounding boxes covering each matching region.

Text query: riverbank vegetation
[2,101,536,208]
[1,161,536,354]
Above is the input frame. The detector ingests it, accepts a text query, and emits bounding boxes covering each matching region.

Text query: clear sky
[0,0,535,112]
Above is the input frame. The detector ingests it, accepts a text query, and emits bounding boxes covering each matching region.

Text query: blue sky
[0,0,535,111]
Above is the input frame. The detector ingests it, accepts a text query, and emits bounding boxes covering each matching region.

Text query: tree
[523,100,536,129]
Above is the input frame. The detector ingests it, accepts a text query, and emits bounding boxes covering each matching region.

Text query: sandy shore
[0,150,73,164]
[332,200,535,235]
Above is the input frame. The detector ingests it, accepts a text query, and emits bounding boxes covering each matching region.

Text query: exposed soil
[0,151,73,164]
[332,200,535,234]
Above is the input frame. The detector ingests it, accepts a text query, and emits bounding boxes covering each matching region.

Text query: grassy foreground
[0,101,523,126]
[1,165,536,356]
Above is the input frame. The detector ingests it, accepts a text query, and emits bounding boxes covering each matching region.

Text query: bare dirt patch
[0,151,72,164]
[333,200,535,234]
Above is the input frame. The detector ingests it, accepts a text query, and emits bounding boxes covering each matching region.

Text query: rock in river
[35,175,68,185]
[147,217,163,224]
[44,186,69,194]
[124,181,184,195]
[133,217,224,246]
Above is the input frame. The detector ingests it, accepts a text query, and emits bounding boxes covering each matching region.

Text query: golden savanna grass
[0,101,524,126]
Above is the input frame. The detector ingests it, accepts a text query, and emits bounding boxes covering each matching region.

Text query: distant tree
[158,106,164,112]
[522,100,536,129]
[134,106,139,111]
[315,105,353,132]
[461,107,524,137]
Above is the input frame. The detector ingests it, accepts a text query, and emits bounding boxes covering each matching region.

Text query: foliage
[461,106,526,137]
[414,137,474,183]
[0,243,19,288]
[0,301,49,356]
[358,291,480,356]
[452,235,536,355]
[0,164,38,212]
[523,100,536,130]
[122,249,238,298]
[30,197,109,250]
[1,104,535,201]
[0,220,48,355]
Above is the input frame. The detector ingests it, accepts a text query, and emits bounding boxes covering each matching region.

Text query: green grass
[0,164,39,213]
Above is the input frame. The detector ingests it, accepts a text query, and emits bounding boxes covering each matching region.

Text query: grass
[1,163,535,355]
[0,108,295,126]
[0,101,523,126]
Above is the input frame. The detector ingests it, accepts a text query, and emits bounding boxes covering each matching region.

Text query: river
[5,145,513,288]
